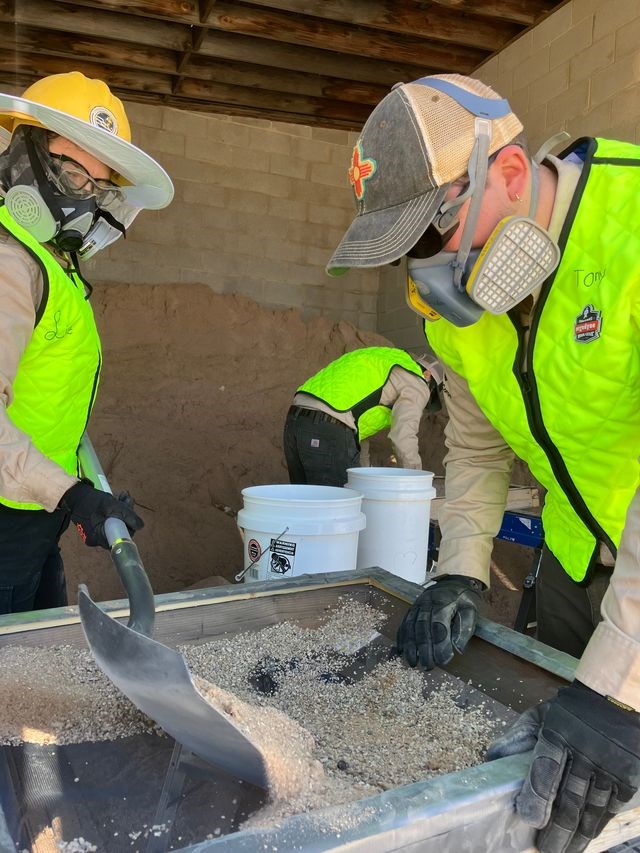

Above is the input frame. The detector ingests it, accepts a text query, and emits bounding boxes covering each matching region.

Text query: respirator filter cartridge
[466,216,561,314]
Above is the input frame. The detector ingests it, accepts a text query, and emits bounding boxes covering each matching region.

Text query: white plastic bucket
[346,467,436,585]
[237,484,366,582]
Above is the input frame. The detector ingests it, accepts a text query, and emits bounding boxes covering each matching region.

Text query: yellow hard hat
[0,71,173,209]
[0,72,132,143]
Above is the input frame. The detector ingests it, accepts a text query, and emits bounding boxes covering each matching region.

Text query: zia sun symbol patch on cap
[574,304,602,343]
[89,106,118,135]
[348,141,376,202]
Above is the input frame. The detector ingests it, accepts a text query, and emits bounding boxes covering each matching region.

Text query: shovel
[76,434,270,790]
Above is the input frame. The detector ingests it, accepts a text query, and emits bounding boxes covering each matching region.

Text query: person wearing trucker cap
[328,73,640,853]
[0,71,173,614]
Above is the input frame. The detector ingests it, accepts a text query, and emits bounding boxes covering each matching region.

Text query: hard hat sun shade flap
[0,93,173,210]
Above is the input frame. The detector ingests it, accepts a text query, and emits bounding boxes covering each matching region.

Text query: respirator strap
[528,161,539,219]
[417,77,513,121]
[452,118,491,289]
[533,131,571,166]
[24,131,50,192]
[95,206,127,239]
[69,251,93,300]
[527,130,571,218]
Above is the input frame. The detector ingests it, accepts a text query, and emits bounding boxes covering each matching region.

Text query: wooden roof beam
[240,0,520,48]
[9,0,191,52]
[144,93,362,130]
[198,0,218,24]
[199,31,443,85]
[49,0,199,26]
[0,50,174,95]
[0,23,176,74]
[186,54,391,103]
[175,76,373,124]
[203,4,487,69]
[428,0,555,26]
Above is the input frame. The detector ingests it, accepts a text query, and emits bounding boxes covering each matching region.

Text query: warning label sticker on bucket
[269,539,296,576]
[247,539,262,563]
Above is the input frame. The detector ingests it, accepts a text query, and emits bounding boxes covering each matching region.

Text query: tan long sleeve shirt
[0,230,78,511]
[294,364,431,469]
[435,154,640,709]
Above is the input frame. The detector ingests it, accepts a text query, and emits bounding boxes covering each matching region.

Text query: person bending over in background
[327,73,640,853]
[283,346,440,487]
[0,71,173,614]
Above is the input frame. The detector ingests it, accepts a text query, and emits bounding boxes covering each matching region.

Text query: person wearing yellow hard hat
[0,71,174,614]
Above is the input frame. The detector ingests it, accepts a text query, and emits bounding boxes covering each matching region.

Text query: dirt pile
[61,283,446,602]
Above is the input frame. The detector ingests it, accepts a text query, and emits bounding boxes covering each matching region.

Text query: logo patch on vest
[574,304,602,343]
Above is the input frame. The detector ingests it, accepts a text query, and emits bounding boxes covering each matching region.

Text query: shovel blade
[78,587,269,790]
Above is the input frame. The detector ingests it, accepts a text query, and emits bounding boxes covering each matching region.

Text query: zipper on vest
[75,350,102,473]
[508,311,616,571]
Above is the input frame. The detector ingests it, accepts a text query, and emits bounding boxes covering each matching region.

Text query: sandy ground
[60,283,533,627]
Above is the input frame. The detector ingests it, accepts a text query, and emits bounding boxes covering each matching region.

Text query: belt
[289,405,346,428]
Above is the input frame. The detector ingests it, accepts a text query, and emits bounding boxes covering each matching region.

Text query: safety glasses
[406,179,469,259]
[406,221,460,259]
[47,154,124,207]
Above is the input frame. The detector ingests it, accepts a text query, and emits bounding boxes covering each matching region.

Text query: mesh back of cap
[404,74,523,186]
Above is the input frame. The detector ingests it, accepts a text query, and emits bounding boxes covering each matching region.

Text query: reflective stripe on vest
[426,137,640,583]
[298,347,425,441]
[0,205,102,511]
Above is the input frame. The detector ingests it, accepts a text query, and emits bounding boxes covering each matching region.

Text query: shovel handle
[78,433,155,638]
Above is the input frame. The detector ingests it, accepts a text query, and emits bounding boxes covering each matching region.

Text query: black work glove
[396,574,484,669]
[486,680,640,853]
[59,478,144,549]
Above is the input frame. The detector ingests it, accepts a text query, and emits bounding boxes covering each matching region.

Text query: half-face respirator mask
[404,80,564,327]
[0,126,128,255]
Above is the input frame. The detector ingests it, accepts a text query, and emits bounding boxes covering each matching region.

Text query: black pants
[283,406,361,487]
[535,545,611,658]
[0,504,70,614]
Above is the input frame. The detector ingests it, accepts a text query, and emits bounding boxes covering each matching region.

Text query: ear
[492,145,529,204]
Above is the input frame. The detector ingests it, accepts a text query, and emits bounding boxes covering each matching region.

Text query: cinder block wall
[479,0,640,149]
[87,108,379,329]
[377,0,640,348]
